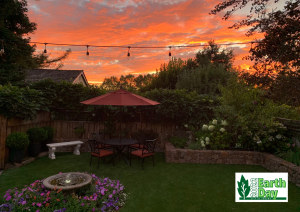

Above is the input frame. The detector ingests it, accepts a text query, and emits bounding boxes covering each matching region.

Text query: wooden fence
[0,112,175,169]
[51,120,175,143]
[0,112,51,169]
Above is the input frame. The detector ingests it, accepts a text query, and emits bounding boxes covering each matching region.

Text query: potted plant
[27,127,48,157]
[6,132,30,163]
[41,126,56,151]
[74,125,85,138]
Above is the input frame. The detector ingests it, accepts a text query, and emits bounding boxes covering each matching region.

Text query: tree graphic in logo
[237,175,250,199]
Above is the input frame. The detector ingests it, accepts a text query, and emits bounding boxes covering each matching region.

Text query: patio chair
[129,138,157,170]
[92,132,113,149]
[129,132,147,151]
[88,139,114,168]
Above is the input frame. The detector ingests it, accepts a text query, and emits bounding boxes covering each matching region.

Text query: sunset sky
[25,0,274,84]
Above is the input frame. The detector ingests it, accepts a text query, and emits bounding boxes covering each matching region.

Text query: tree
[0,0,71,86]
[140,40,234,92]
[195,40,234,70]
[100,73,155,91]
[176,64,234,95]
[210,0,300,70]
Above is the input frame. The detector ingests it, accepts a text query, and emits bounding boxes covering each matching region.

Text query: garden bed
[165,142,300,184]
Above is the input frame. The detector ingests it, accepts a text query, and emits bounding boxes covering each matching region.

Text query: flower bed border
[165,142,300,184]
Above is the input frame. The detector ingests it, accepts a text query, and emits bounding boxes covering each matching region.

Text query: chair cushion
[131,150,153,158]
[91,150,113,157]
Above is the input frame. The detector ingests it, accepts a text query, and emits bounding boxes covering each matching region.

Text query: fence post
[0,115,7,169]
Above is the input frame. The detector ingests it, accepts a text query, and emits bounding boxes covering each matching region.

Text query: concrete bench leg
[48,147,56,159]
[73,144,81,155]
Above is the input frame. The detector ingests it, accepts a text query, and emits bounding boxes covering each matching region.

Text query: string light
[44,43,47,53]
[86,45,89,56]
[1,39,272,59]
[127,46,130,60]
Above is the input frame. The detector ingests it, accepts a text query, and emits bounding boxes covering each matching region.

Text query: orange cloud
[27,0,264,83]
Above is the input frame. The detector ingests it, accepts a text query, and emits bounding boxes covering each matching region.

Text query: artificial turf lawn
[0,152,300,212]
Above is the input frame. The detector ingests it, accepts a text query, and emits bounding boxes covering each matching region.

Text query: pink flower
[36,210,40,212]
[32,203,35,206]
[113,190,116,194]
[101,189,105,195]
[36,203,42,207]
[21,201,26,205]
[40,193,44,196]
[5,196,11,201]
[59,172,62,174]
[120,186,124,191]
[292,143,296,147]
[109,194,113,198]
[81,203,84,206]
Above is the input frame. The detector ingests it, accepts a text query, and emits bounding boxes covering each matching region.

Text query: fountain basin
[43,172,92,192]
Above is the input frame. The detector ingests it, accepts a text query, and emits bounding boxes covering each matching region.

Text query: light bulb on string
[44,43,47,53]
[86,45,89,56]
[127,46,131,60]
[169,46,172,60]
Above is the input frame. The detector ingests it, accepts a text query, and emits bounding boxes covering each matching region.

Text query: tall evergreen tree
[0,0,70,86]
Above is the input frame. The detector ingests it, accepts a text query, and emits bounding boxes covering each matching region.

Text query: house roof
[25,69,89,86]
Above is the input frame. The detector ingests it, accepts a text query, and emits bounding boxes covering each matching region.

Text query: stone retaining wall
[165,142,300,185]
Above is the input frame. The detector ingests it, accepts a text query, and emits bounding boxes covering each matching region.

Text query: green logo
[237,175,250,199]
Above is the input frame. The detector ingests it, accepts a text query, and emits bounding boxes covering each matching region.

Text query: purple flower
[101,189,105,195]
[32,203,36,206]
[81,203,84,206]
[93,209,95,211]
[120,186,124,190]
[21,201,26,205]
[109,194,113,198]
[40,193,44,196]
[6,196,11,201]
[113,190,116,194]
[36,203,42,207]
[254,101,257,104]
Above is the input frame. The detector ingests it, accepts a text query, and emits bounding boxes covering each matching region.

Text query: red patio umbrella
[81,88,160,106]
[80,87,160,139]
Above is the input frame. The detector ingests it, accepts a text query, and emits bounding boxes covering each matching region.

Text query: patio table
[103,139,138,165]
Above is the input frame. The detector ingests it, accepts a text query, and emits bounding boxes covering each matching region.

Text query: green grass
[0,153,300,212]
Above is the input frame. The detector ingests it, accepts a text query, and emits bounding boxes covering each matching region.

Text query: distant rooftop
[25,69,88,86]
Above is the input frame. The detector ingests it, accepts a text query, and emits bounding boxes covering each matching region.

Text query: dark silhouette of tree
[0,0,71,86]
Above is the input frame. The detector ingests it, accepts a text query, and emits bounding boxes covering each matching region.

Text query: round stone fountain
[43,172,92,193]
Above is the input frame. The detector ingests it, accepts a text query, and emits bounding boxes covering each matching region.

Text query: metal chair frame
[129,138,157,170]
[88,139,114,168]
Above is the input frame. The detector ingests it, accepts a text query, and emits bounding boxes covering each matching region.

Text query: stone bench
[47,141,84,159]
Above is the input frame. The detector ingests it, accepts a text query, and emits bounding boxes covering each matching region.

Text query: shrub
[0,173,128,212]
[187,142,203,150]
[74,125,85,136]
[5,132,30,149]
[42,126,56,141]
[194,119,234,150]
[276,148,300,166]
[0,84,48,120]
[139,89,219,125]
[27,127,48,143]
[168,136,187,148]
